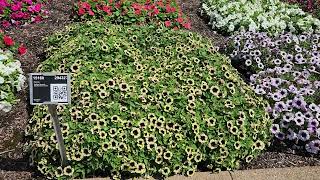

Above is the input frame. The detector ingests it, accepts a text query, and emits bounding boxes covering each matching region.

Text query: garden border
[78,166,320,180]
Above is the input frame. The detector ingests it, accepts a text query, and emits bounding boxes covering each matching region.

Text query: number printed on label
[55,75,67,80]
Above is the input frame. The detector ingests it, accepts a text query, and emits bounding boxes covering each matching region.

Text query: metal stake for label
[48,104,67,167]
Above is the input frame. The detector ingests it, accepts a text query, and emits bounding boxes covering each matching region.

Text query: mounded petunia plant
[26,22,272,179]
[223,31,320,154]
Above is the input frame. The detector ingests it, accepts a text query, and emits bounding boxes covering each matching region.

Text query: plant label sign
[29,73,71,105]
[29,73,71,166]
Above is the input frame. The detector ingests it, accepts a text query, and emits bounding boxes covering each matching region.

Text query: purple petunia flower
[308,119,319,127]
[283,112,294,122]
[288,85,298,93]
[295,53,304,61]
[274,101,286,112]
[280,120,289,128]
[275,132,286,140]
[304,111,314,120]
[287,128,297,140]
[292,96,307,110]
[285,54,293,62]
[307,126,317,134]
[309,103,320,112]
[306,140,320,154]
[298,130,310,141]
[294,117,305,126]
[295,45,302,52]
[272,92,282,101]
[271,78,282,87]
[270,124,280,134]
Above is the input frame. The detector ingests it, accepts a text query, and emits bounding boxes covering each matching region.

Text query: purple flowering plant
[223,31,320,154]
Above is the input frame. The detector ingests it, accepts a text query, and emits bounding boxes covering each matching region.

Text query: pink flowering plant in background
[286,0,320,17]
[74,0,191,30]
[223,31,320,154]
[0,0,49,28]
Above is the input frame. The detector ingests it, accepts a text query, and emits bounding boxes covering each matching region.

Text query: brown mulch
[0,0,319,179]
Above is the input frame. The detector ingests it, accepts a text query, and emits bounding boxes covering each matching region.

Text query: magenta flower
[11,2,22,11]
[28,3,42,13]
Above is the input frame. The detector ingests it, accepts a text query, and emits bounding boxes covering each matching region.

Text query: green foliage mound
[26,22,272,179]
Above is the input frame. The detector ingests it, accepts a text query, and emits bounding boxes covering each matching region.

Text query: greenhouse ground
[1,0,320,179]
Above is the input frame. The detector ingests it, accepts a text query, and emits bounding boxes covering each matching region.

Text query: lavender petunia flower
[271,78,282,87]
[304,111,314,120]
[280,120,289,128]
[288,85,297,93]
[287,128,297,140]
[298,130,310,141]
[270,124,280,134]
[272,92,282,101]
[275,132,285,140]
[292,96,307,110]
[309,103,320,112]
[294,117,305,126]
[307,126,317,134]
[306,140,320,154]
[274,101,286,112]
[308,119,319,127]
[283,112,294,122]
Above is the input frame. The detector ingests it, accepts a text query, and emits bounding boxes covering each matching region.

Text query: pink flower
[11,2,23,11]
[34,4,42,13]
[88,10,94,16]
[176,17,183,23]
[23,0,33,5]
[28,4,42,13]
[78,8,85,15]
[18,44,27,55]
[2,20,10,28]
[33,15,42,23]
[183,22,191,29]
[153,7,159,15]
[165,20,171,27]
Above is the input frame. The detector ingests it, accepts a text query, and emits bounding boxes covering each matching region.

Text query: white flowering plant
[0,49,25,112]
[223,31,320,154]
[202,0,320,36]
[25,22,272,179]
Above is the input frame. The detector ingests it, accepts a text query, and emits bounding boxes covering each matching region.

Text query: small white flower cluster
[0,49,25,112]
[202,0,320,36]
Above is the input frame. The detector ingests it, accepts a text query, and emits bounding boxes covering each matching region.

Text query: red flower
[153,7,159,15]
[78,8,85,15]
[165,20,171,27]
[18,44,27,55]
[176,17,183,23]
[134,9,141,15]
[88,10,95,16]
[3,35,14,46]
[183,22,191,29]
[102,5,112,15]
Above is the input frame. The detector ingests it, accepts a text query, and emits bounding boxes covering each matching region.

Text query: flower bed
[0,49,26,112]
[26,22,271,179]
[73,0,190,29]
[0,30,27,55]
[223,31,320,154]
[285,0,320,17]
[0,0,48,28]
[202,0,320,36]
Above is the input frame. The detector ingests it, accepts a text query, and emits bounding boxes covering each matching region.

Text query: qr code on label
[50,84,68,103]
